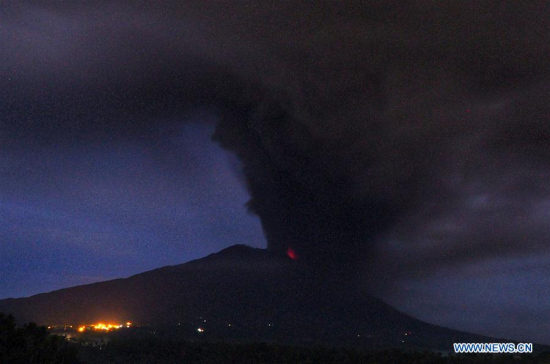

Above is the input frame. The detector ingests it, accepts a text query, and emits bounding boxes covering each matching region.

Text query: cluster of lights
[77,322,132,332]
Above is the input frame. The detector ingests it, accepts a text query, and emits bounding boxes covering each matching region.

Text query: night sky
[2,2,550,344]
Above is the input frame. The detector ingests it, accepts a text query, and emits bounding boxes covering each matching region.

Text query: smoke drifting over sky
[2,2,550,343]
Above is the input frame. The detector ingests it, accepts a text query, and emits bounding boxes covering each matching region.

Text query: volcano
[0,245,531,350]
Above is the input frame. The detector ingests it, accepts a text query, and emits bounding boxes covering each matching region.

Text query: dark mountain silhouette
[0,245,538,350]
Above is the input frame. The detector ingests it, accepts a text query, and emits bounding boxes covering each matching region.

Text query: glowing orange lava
[286,247,298,260]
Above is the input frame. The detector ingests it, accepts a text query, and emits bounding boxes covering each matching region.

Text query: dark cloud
[2,1,550,330]
[378,252,550,343]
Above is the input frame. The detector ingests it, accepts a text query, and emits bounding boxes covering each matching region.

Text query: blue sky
[0,115,266,298]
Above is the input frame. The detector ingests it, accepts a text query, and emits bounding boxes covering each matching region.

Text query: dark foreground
[2,314,549,364]
[78,338,550,364]
[3,326,550,363]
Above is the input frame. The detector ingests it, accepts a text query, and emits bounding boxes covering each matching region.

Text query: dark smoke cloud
[2,1,550,283]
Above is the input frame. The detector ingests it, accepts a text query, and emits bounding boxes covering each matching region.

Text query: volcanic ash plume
[2,1,550,284]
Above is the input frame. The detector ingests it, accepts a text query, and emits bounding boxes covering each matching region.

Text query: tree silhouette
[0,313,79,364]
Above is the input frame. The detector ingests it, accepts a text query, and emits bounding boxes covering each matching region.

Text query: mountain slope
[0,245,535,350]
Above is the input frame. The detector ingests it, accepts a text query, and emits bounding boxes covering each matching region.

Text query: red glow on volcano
[286,247,298,260]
